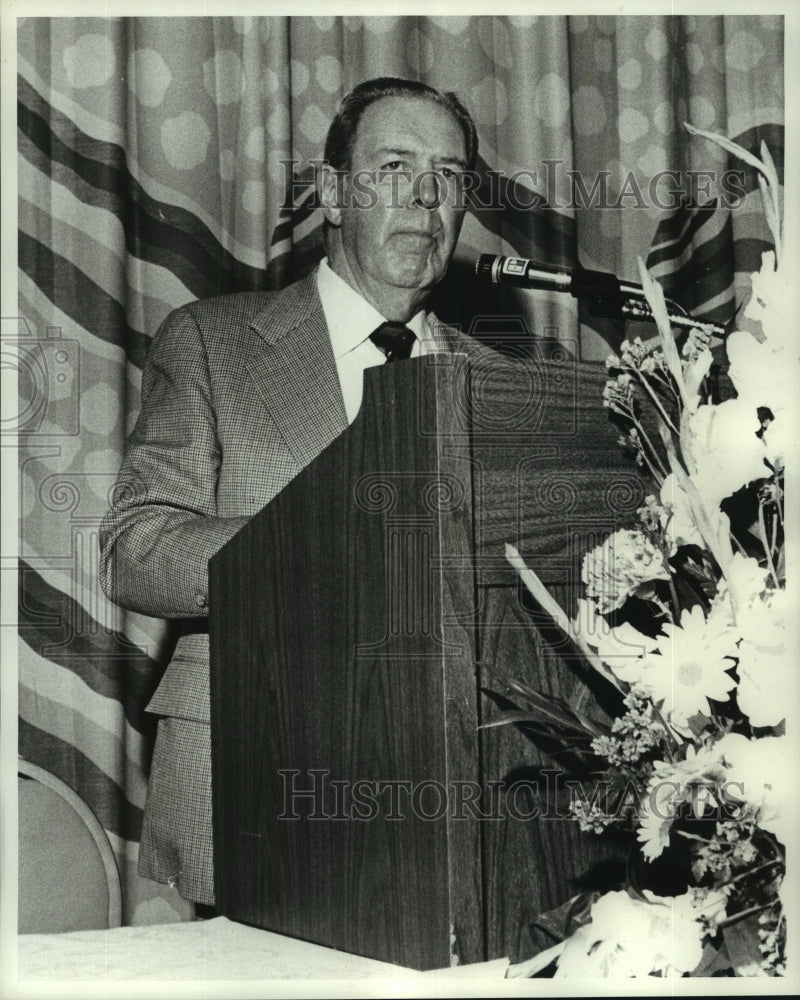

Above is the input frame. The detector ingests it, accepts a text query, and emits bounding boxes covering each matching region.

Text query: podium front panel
[210,349,639,967]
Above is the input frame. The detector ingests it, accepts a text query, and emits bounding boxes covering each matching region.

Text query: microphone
[476,254,641,301]
[474,254,727,339]
[475,254,574,294]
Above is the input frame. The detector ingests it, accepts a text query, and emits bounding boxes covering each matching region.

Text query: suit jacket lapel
[246,272,349,470]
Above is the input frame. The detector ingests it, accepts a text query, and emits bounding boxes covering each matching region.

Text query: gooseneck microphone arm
[475,254,727,340]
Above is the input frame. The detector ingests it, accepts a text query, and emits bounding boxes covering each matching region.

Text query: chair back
[18,758,123,933]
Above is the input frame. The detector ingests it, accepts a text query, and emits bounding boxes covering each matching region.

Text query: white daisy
[637,605,739,730]
[637,746,724,860]
[573,597,657,685]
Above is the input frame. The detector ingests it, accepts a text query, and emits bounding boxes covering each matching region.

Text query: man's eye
[382,160,406,171]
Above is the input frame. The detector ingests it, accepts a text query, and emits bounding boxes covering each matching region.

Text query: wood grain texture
[442,349,633,960]
[210,350,640,968]
[211,357,480,969]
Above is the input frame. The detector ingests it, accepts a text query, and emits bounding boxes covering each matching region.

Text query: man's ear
[318,163,344,227]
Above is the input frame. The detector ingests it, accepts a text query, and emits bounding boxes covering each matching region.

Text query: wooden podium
[209,347,642,969]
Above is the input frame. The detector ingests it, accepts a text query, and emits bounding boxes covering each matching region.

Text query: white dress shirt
[316,257,437,424]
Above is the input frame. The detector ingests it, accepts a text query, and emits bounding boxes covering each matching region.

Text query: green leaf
[686,713,712,739]
[775,544,785,584]
[679,555,718,587]
[531,889,605,943]
[486,681,610,739]
[723,914,766,977]
[480,708,591,742]
[684,122,767,175]
[480,710,560,731]
[690,939,732,977]
[505,543,623,692]
[759,140,781,204]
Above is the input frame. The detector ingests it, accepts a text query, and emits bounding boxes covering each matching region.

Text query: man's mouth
[391,230,439,244]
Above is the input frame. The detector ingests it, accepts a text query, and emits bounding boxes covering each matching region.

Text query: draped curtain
[16,14,783,925]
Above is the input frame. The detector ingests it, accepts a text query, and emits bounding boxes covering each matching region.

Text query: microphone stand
[552,269,730,404]
[575,268,725,340]
[475,255,727,340]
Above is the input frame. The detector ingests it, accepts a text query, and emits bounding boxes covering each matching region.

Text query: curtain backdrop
[16,14,784,925]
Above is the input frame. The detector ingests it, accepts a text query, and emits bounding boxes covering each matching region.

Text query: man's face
[324,96,469,316]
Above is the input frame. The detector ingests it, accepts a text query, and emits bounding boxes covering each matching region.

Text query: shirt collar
[316,257,427,360]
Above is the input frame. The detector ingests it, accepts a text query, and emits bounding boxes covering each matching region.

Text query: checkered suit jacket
[100,269,482,904]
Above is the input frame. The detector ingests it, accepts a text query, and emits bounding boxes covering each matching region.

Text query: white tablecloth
[12,917,510,996]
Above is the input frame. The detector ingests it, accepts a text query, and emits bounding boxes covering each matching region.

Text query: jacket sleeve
[99,305,249,618]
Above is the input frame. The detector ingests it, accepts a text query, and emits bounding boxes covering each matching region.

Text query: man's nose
[409,170,444,210]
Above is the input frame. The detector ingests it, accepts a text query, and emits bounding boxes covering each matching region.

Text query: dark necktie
[369,322,416,362]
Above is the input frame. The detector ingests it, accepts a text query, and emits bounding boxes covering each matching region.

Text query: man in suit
[100,76,480,908]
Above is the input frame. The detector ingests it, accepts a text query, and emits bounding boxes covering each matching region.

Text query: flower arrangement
[499,128,794,979]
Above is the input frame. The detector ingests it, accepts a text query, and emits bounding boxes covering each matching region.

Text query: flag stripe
[18,230,152,367]
[19,195,129,311]
[18,77,268,297]
[18,55,270,269]
[469,154,577,266]
[19,662,150,802]
[19,716,144,842]
[19,559,163,732]
[17,54,126,147]
[646,202,719,267]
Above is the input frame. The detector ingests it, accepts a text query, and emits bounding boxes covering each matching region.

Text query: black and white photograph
[2,1,798,995]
